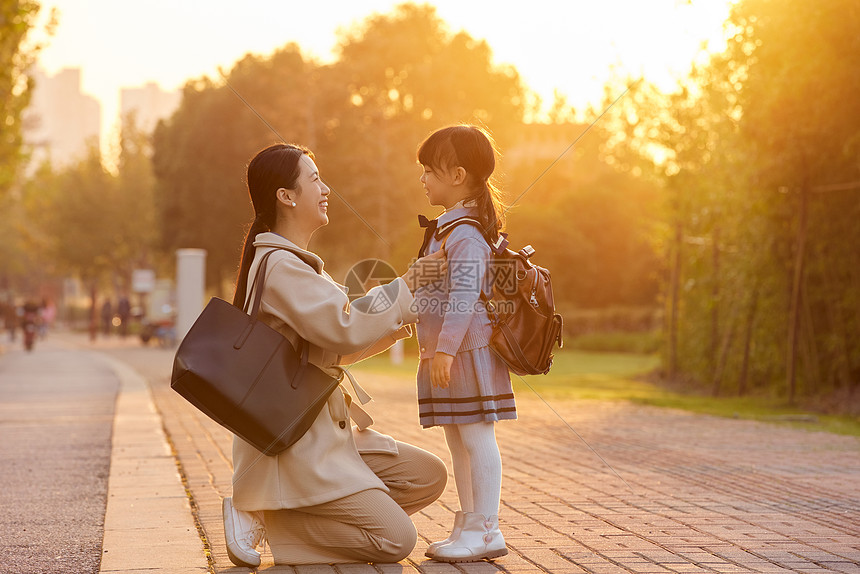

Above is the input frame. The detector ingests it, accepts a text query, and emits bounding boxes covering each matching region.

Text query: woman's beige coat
[232,232,418,510]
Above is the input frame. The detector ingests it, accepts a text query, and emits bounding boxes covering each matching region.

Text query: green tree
[22,139,158,329]
[303,2,526,273]
[503,121,660,314]
[152,45,316,294]
[613,0,860,405]
[725,0,860,402]
[0,190,31,294]
[116,115,163,278]
[0,0,55,195]
[152,3,526,291]
[24,145,118,333]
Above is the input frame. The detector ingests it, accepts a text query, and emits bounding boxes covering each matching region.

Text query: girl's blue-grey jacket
[413,205,494,360]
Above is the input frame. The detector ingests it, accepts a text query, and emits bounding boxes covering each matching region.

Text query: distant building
[120,81,181,134]
[24,67,101,168]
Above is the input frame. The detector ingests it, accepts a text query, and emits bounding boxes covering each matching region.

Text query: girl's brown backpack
[425,216,564,376]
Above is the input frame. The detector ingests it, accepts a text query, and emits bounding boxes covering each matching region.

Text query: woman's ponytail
[232,216,272,307]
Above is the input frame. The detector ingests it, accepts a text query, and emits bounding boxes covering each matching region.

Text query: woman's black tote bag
[170,249,341,455]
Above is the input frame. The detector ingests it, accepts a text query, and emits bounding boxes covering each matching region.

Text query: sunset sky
[32,0,736,146]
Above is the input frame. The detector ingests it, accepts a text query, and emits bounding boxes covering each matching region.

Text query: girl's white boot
[425,510,466,558]
[432,512,507,562]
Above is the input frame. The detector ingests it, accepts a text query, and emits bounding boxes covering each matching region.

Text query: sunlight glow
[32,0,736,152]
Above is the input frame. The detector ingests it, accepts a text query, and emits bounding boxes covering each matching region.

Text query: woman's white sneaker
[222,497,265,567]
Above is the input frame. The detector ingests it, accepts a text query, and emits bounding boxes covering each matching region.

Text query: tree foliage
[0,0,55,195]
[15,117,159,310]
[614,0,860,404]
[151,4,526,292]
[503,122,660,312]
[8,2,667,347]
[150,2,660,316]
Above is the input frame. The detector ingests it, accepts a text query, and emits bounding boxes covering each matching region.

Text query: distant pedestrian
[3,300,17,342]
[100,299,113,336]
[21,299,40,352]
[40,298,57,338]
[117,295,131,338]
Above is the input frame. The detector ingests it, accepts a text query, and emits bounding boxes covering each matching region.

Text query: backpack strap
[418,215,511,257]
[434,218,512,307]
[434,217,510,254]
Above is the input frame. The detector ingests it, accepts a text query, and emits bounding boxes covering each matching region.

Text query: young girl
[414,125,515,563]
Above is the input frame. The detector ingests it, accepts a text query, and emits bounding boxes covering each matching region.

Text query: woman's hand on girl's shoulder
[402,249,448,294]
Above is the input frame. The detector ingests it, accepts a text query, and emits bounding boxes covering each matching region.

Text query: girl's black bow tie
[417,215,437,258]
[418,214,437,230]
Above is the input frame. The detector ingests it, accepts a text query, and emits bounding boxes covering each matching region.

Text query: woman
[223,143,448,567]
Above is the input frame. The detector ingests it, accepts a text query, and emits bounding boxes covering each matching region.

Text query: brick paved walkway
[95,340,859,574]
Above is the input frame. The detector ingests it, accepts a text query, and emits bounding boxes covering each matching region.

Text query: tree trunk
[667,220,683,379]
[800,276,822,395]
[88,282,98,342]
[710,227,720,375]
[786,185,809,405]
[821,250,852,389]
[851,258,860,391]
[712,300,738,397]
[738,285,759,397]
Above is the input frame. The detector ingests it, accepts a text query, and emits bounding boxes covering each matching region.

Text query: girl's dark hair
[232,143,312,307]
[417,124,506,237]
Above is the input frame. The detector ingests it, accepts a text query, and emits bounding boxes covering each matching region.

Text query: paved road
[100,341,860,574]
[5,332,857,573]
[0,338,118,574]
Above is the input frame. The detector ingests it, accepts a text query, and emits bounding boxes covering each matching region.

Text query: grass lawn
[351,349,860,437]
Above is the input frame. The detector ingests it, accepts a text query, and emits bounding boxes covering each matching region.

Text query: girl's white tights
[443,422,502,517]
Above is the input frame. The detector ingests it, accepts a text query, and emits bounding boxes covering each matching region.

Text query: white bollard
[175,248,207,342]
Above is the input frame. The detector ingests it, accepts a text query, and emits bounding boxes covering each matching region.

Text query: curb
[97,353,210,573]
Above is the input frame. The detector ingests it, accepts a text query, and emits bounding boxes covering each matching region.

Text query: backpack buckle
[490,232,509,255]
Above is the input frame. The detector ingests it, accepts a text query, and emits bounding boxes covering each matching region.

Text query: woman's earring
[291,201,296,207]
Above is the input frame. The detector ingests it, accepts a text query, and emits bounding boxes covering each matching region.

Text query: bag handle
[235,248,311,367]
[243,247,320,315]
[243,249,279,316]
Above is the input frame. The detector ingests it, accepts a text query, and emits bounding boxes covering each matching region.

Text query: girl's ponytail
[473,177,505,241]
[460,125,505,240]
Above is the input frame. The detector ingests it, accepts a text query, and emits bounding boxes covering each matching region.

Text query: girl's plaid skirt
[416,345,516,428]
